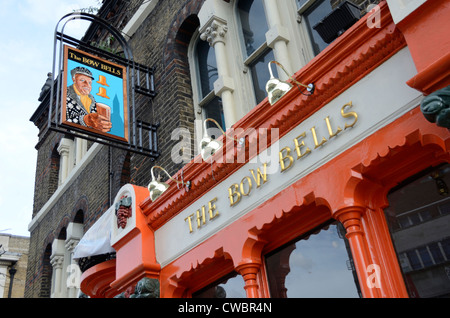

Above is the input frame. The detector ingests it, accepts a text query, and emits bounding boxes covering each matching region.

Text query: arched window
[196,36,224,129]
[190,24,225,130]
[237,0,275,104]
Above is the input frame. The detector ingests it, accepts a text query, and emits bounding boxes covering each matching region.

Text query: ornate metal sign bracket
[48,12,159,159]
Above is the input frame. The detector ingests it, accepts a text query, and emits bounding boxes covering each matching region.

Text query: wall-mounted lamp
[266,61,314,105]
[148,166,191,202]
[200,118,245,161]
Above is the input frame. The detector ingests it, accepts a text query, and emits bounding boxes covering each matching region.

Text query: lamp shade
[266,77,293,106]
[148,179,170,202]
[200,136,223,161]
[148,166,189,202]
[266,61,314,105]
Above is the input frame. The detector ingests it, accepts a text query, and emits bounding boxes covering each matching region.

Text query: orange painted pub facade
[78,0,450,298]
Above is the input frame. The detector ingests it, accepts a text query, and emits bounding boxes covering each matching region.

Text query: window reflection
[196,39,218,98]
[204,96,225,132]
[238,0,268,57]
[265,221,361,298]
[302,0,334,55]
[297,0,367,55]
[385,164,450,298]
[193,272,246,298]
[249,49,275,104]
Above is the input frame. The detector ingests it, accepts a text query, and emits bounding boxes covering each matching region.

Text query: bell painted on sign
[97,87,110,99]
[97,75,109,87]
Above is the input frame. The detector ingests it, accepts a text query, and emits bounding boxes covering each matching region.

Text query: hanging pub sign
[61,45,129,142]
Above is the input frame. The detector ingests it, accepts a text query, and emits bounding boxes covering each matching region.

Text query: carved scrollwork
[200,18,228,46]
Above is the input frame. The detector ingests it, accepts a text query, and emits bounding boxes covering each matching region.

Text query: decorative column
[264,0,292,76]
[57,138,73,185]
[75,137,87,165]
[65,238,80,298]
[50,255,64,298]
[235,262,261,298]
[334,206,379,298]
[65,221,84,297]
[200,17,237,128]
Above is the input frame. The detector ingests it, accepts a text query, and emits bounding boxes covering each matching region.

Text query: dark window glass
[249,49,275,104]
[196,39,218,98]
[384,164,450,297]
[407,251,422,270]
[428,243,445,264]
[204,96,225,133]
[442,238,450,259]
[302,0,334,55]
[298,0,364,55]
[238,0,269,57]
[193,272,246,298]
[417,247,433,267]
[265,222,361,298]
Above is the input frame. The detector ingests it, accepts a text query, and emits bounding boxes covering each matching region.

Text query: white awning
[73,207,115,259]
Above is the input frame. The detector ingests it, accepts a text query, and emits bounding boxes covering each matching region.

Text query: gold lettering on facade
[310,126,327,149]
[208,198,219,220]
[240,177,253,196]
[185,197,220,233]
[184,214,194,233]
[293,132,311,159]
[196,206,206,228]
[341,101,358,129]
[279,147,294,172]
[228,184,241,207]
[325,116,343,138]
[249,163,268,187]
[184,102,359,235]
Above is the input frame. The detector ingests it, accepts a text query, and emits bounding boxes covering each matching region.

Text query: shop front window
[193,272,246,298]
[384,164,450,298]
[265,221,361,298]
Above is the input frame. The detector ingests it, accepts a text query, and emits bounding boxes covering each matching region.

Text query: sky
[0,0,100,237]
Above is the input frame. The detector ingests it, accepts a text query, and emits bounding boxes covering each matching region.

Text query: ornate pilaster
[57,138,73,185]
[200,17,228,47]
[50,255,64,298]
[334,206,379,298]
[235,262,261,298]
[199,17,237,127]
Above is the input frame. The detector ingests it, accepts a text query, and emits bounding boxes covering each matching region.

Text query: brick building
[0,234,29,298]
[27,0,450,299]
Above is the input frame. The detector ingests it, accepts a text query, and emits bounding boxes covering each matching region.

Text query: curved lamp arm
[268,61,314,94]
[151,166,190,190]
[203,118,245,144]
